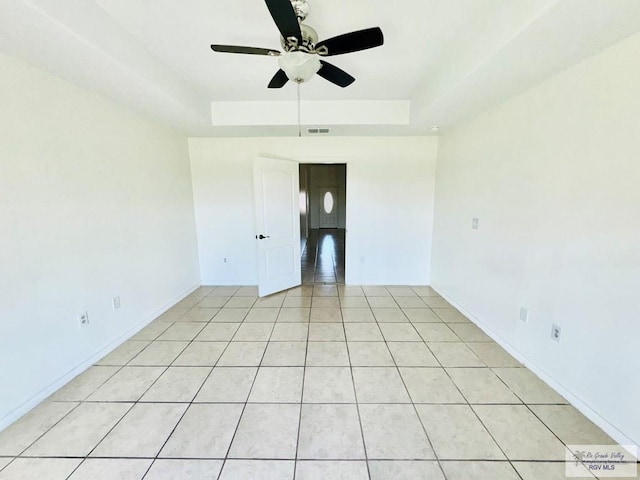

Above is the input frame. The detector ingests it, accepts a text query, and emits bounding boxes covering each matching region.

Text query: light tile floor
[0,285,632,480]
[301,229,345,284]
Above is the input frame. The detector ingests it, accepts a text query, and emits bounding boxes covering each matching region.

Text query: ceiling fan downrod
[290,0,309,21]
[280,0,329,55]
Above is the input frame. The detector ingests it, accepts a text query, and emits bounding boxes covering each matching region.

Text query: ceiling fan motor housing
[281,23,319,53]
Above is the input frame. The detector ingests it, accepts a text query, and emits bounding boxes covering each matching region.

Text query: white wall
[432,32,640,446]
[189,137,438,286]
[0,53,200,429]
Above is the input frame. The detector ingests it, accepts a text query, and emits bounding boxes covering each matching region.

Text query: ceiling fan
[210,0,384,88]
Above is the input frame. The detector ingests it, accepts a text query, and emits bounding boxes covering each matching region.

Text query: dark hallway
[301,229,345,284]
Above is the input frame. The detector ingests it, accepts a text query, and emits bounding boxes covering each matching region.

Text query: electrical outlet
[472,218,479,230]
[223,257,228,263]
[112,296,121,310]
[78,311,89,328]
[551,324,561,342]
[519,307,529,323]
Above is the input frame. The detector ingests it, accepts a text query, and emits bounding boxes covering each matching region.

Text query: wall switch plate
[472,218,479,230]
[551,324,561,342]
[112,296,121,310]
[78,311,89,327]
[519,307,529,323]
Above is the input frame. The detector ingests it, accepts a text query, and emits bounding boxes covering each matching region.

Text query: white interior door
[253,157,301,297]
[318,187,339,228]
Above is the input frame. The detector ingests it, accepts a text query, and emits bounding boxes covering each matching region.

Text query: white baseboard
[431,284,638,453]
[0,283,199,432]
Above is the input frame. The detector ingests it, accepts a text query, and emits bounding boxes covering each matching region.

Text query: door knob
[256,234,270,239]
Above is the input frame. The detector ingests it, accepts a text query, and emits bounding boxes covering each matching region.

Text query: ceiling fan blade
[211,45,281,56]
[317,61,355,88]
[316,27,384,56]
[264,0,302,43]
[268,69,290,88]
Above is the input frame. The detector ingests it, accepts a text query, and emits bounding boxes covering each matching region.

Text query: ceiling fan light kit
[278,51,321,84]
[210,0,383,88]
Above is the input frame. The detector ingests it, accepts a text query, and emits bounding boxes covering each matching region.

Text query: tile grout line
[138,288,249,479]
[69,287,238,478]
[12,317,186,461]
[372,286,449,480]
[477,360,572,472]
[292,289,312,480]
[3,285,612,479]
[3,456,600,462]
[63,404,138,479]
[23,319,188,478]
[215,297,281,480]
[69,291,238,479]
[405,311,531,479]
[429,326,576,473]
[12,309,187,477]
[342,289,373,480]
[524,403,594,471]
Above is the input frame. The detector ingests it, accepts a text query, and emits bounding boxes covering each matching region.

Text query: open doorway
[299,164,346,284]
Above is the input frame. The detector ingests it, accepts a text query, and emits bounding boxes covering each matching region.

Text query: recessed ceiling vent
[307,128,330,134]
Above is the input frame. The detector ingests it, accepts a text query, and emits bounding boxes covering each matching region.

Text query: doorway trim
[298,159,349,284]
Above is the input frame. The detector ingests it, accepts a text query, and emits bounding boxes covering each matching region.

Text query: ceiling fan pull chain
[297,82,302,137]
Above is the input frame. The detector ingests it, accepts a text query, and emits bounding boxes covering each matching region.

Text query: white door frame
[299,159,349,281]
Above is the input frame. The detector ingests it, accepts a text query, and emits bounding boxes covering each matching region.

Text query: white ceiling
[1,0,640,136]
